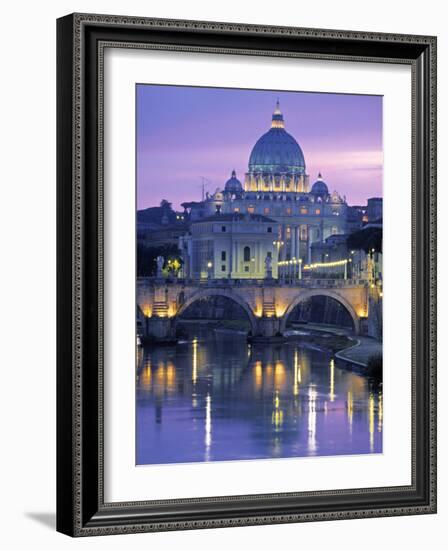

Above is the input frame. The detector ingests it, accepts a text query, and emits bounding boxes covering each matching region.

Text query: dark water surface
[136,326,382,465]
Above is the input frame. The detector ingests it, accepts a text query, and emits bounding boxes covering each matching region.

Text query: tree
[347,226,382,254]
[137,243,183,277]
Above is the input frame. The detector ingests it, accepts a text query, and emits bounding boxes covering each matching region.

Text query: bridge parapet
[138,276,368,289]
[137,276,369,342]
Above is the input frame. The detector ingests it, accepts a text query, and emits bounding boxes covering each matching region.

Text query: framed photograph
[57,13,437,536]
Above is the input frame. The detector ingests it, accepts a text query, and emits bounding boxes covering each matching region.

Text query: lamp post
[207,261,213,280]
[273,240,284,278]
[292,258,297,281]
[273,240,284,256]
[291,258,302,282]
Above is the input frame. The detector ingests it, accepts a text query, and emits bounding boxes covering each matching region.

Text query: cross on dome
[271,100,285,129]
[274,99,281,114]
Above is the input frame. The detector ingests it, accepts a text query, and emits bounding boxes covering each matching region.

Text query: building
[136,100,385,282]
[367,197,383,222]
[179,213,279,279]
[141,223,189,248]
[310,234,350,264]
[183,102,349,265]
[137,203,187,247]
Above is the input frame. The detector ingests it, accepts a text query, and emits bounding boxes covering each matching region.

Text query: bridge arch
[174,288,258,335]
[280,289,360,334]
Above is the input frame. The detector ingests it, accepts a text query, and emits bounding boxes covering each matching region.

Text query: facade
[180,213,279,279]
[184,102,353,266]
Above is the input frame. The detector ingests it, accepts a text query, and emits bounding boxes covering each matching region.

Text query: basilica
[179,102,380,279]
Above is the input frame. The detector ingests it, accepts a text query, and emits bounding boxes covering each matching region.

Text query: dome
[213,189,224,201]
[224,170,243,195]
[311,173,329,197]
[248,101,306,174]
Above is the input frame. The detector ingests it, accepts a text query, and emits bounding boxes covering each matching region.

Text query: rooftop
[193,213,277,224]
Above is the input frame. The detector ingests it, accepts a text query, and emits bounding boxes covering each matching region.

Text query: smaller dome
[311,173,329,197]
[214,189,224,201]
[224,170,243,195]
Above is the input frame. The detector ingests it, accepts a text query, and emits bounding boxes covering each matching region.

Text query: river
[136,325,382,465]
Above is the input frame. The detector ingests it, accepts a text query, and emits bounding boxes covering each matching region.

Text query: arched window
[243,246,251,262]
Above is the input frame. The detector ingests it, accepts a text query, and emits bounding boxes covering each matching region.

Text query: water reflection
[307,385,317,454]
[136,326,382,465]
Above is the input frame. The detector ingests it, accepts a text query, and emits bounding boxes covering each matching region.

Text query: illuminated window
[234,207,240,213]
[300,207,308,215]
[285,207,292,215]
[247,206,255,214]
[315,208,321,215]
[286,226,291,238]
[362,215,368,222]
[264,207,270,215]
[331,226,338,235]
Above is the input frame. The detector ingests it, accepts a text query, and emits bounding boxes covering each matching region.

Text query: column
[295,226,300,258]
[228,237,233,278]
[307,225,312,264]
[291,225,296,259]
[282,224,286,261]
[232,242,237,276]
[234,242,239,276]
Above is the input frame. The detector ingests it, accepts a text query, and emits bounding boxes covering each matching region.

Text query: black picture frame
[57,13,437,536]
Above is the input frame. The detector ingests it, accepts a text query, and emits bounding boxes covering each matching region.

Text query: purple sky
[137,85,382,210]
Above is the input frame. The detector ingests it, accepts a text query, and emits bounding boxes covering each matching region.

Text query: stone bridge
[137,277,370,342]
